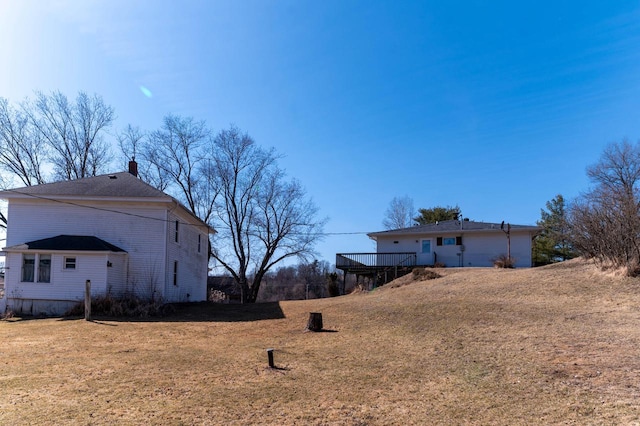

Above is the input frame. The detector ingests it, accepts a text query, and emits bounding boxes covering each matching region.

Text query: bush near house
[492,254,516,268]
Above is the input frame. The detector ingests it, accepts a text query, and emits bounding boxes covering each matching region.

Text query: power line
[2,188,210,230]
[0,189,370,237]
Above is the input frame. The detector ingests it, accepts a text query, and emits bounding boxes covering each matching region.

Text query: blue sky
[1,1,640,263]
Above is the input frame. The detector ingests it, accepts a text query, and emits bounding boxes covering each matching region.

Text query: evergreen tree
[414,205,461,225]
[533,194,575,265]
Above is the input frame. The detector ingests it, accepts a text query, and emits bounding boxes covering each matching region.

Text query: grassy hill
[1,259,639,425]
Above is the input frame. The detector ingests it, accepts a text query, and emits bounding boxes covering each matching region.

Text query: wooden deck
[336,252,417,287]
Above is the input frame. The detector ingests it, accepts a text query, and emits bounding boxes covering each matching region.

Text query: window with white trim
[38,254,51,283]
[22,254,35,282]
[64,257,76,270]
[21,253,51,283]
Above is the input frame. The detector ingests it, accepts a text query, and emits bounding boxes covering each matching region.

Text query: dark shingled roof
[368,220,540,238]
[5,235,126,252]
[0,172,168,198]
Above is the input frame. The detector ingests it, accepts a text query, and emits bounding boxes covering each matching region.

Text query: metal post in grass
[266,348,275,368]
[85,280,91,321]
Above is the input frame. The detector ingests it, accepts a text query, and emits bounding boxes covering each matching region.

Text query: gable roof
[368,220,540,239]
[0,172,215,234]
[0,172,168,199]
[3,235,126,252]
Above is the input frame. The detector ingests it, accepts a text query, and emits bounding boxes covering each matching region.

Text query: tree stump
[306,312,323,332]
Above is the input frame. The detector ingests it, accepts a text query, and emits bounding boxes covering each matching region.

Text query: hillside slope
[1,259,639,425]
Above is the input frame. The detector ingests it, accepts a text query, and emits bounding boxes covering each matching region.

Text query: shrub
[433,262,446,268]
[209,289,229,303]
[327,272,340,297]
[412,268,442,280]
[492,254,516,269]
[64,294,170,318]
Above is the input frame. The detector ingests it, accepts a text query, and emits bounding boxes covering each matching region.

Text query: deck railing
[336,252,417,270]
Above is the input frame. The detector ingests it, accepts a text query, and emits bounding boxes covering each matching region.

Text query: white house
[0,166,214,316]
[368,220,540,268]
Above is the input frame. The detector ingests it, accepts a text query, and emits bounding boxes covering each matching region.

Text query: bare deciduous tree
[0,98,47,187]
[143,115,217,224]
[569,140,640,275]
[383,195,415,229]
[207,126,326,303]
[28,91,114,180]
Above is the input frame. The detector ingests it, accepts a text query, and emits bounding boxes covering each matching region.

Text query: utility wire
[0,188,369,237]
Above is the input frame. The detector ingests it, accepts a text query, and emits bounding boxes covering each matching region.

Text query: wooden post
[266,348,275,368]
[85,280,91,321]
[306,312,323,332]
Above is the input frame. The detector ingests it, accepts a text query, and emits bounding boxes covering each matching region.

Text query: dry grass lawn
[2,259,640,425]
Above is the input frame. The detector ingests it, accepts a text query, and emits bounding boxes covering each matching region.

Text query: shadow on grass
[51,301,287,323]
[165,302,286,323]
[4,302,286,323]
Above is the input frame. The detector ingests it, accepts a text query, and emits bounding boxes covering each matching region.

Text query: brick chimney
[128,158,138,177]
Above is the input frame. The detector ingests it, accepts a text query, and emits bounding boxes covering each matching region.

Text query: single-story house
[368,220,540,268]
[0,163,214,315]
[336,220,541,283]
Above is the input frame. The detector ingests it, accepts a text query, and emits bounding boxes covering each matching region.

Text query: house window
[22,254,35,282]
[173,261,178,286]
[198,234,201,253]
[443,237,456,245]
[64,257,76,270]
[421,240,431,254]
[175,220,179,243]
[38,254,51,283]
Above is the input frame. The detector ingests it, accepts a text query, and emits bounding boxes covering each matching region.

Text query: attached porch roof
[3,235,126,253]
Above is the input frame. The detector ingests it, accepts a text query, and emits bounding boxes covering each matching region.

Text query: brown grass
[2,258,640,425]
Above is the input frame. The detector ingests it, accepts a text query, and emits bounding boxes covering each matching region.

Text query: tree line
[0,91,327,302]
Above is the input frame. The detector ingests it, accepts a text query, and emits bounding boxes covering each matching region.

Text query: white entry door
[417,239,432,265]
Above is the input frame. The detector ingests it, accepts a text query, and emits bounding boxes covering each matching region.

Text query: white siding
[4,197,209,309]
[4,252,109,315]
[7,199,167,299]
[164,211,208,302]
[462,233,533,267]
[376,230,534,268]
[106,253,129,297]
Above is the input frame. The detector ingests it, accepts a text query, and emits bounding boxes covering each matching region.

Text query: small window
[22,254,35,282]
[173,261,178,286]
[64,257,76,270]
[436,237,442,246]
[175,220,179,243]
[38,254,51,283]
[443,237,456,245]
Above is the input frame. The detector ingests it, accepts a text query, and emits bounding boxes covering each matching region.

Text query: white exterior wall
[164,210,208,302]
[106,253,129,297]
[6,199,167,298]
[462,232,533,267]
[4,197,209,310]
[4,252,112,315]
[376,231,534,268]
